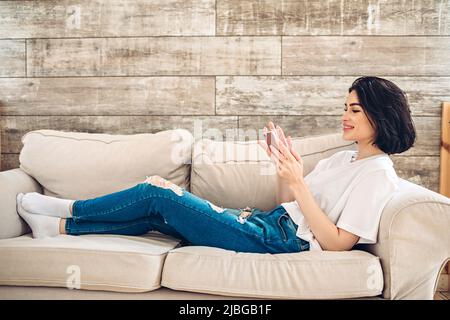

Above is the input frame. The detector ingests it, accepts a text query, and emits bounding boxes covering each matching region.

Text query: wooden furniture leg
[439,102,450,294]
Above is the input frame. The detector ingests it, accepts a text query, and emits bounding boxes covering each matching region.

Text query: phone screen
[266,131,279,150]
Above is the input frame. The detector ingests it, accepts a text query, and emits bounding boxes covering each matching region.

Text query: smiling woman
[342,90,382,161]
[16,76,417,254]
[344,76,416,158]
[260,76,417,251]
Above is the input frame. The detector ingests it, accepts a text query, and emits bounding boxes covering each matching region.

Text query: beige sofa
[0,129,449,300]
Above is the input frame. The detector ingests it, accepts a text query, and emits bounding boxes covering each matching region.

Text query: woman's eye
[352,110,360,113]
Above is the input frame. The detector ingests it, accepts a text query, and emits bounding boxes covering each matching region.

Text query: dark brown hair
[349,76,416,154]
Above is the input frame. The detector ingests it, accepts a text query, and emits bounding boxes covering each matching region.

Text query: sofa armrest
[359,178,450,299]
[0,168,42,239]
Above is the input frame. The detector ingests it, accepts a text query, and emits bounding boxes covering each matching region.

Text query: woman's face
[341,90,377,145]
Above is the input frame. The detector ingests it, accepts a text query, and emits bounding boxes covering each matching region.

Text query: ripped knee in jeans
[144,175,184,196]
[206,200,225,213]
[237,207,253,224]
[206,200,253,224]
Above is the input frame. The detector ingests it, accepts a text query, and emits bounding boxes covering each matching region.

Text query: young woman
[16,76,416,253]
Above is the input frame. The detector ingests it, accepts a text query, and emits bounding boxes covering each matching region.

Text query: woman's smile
[343,125,354,131]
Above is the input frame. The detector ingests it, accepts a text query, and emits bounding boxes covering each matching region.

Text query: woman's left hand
[269,141,305,190]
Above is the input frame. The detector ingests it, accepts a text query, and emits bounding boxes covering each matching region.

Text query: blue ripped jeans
[65,183,310,254]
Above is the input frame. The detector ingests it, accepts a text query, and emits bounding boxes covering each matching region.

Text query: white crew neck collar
[350,150,388,163]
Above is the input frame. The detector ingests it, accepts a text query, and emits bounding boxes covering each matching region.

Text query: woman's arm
[276,175,296,204]
[259,122,298,205]
[270,143,359,251]
[290,180,359,251]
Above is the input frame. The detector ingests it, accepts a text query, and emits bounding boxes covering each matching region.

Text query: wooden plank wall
[1,0,450,193]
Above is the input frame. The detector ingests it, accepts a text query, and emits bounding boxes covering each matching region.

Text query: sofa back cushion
[190,133,356,211]
[19,129,193,200]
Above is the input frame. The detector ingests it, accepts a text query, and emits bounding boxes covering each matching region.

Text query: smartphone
[265,130,280,151]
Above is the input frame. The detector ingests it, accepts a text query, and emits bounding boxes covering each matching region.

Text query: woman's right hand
[257,121,289,157]
[257,121,302,163]
[258,121,277,158]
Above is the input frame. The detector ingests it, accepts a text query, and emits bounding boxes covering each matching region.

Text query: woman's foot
[21,192,73,218]
[17,193,61,239]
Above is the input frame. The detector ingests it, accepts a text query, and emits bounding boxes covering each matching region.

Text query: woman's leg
[64,217,151,236]
[63,213,186,241]
[71,182,307,253]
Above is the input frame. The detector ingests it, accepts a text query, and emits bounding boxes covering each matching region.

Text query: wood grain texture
[0,77,215,115]
[238,115,441,157]
[0,115,239,153]
[0,0,215,38]
[391,155,441,192]
[0,40,25,77]
[216,76,450,116]
[283,36,450,76]
[437,273,449,291]
[27,37,281,77]
[217,0,450,35]
[0,1,447,195]
[1,154,17,172]
[440,102,450,197]
[434,291,450,300]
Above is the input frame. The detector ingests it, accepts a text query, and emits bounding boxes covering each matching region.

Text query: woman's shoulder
[312,150,353,172]
[356,157,399,188]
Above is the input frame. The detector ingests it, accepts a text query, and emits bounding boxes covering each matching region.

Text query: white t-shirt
[281,150,399,251]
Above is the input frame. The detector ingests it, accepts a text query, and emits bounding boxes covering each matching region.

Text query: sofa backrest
[191,133,356,211]
[19,129,356,211]
[19,129,193,200]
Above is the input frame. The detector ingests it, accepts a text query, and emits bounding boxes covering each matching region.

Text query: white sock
[17,193,61,239]
[21,192,73,218]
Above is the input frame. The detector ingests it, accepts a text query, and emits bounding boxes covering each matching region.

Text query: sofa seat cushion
[161,246,383,299]
[0,232,181,293]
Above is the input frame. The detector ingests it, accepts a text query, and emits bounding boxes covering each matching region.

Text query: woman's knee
[142,177,184,197]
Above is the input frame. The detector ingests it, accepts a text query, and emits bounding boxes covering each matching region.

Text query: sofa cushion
[191,132,356,211]
[161,246,383,299]
[0,168,41,239]
[19,129,193,200]
[0,232,181,293]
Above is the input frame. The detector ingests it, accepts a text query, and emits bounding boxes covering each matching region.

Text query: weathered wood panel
[283,36,450,76]
[217,0,450,35]
[440,102,450,197]
[391,155,441,192]
[0,0,215,38]
[0,0,446,195]
[1,154,18,171]
[0,77,215,115]
[0,116,239,153]
[216,76,450,116]
[238,115,441,157]
[0,40,25,77]
[27,37,281,77]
